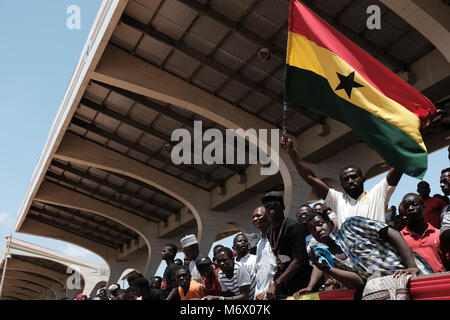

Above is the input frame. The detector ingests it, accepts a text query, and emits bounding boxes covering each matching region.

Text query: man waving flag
[284,0,437,179]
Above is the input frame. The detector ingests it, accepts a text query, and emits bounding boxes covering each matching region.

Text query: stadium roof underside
[15,0,450,282]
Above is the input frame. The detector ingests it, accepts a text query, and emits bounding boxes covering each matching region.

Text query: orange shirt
[178,280,205,300]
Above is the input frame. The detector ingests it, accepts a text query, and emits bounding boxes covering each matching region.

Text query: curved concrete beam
[20,217,114,265]
[4,280,51,299]
[34,180,155,281]
[54,132,211,245]
[18,219,110,296]
[2,288,34,300]
[4,271,57,299]
[3,284,40,299]
[89,45,300,214]
[2,269,65,299]
[6,259,68,297]
[380,0,450,62]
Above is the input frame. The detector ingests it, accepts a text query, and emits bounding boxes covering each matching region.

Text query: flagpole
[0,235,12,298]
[282,101,288,139]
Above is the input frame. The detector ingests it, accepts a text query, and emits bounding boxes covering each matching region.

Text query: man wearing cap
[108,284,122,300]
[262,191,312,299]
[180,234,203,284]
[195,254,222,296]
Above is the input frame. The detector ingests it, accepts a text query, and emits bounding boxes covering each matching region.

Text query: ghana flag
[285,0,437,178]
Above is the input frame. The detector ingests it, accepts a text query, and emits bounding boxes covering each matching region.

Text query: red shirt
[401,223,445,273]
[203,269,222,296]
[423,197,447,229]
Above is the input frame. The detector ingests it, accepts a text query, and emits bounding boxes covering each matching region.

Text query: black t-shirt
[143,288,162,300]
[160,262,180,300]
[270,218,312,296]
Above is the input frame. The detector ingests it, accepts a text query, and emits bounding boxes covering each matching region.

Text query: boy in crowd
[204,247,256,300]
[233,233,256,273]
[417,181,447,229]
[176,266,205,300]
[400,193,445,273]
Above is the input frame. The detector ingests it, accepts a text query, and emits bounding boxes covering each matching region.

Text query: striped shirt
[330,216,433,281]
[218,261,256,300]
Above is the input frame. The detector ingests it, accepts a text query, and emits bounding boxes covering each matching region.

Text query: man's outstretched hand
[280,135,294,154]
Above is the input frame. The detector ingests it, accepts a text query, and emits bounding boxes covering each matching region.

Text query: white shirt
[189,260,203,284]
[325,177,395,228]
[236,253,257,275]
[254,236,277,295]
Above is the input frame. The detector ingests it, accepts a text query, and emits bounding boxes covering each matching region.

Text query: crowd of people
[74,141,450,300]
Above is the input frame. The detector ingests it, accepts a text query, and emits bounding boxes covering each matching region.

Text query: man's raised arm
[386,168,403,187]
[281,136,329,200]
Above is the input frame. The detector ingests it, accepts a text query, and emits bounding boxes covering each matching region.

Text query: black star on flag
[335,71,364,98]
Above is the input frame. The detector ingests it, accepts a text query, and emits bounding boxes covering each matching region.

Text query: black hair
[176,266,190,275]
[125,286,139,294]
[127,271,143,280]
[213,244,225,257]
[127,272,143,286]
[442,167,450,174]
[305,211,333,225]
[401,193,424,205]
[339,165,363,179]
[217,247,234,259]
[417,181,430,188]
[164,243,178,258]
[233,233,247,243]
[297,204,311,210]
[152,276,162,281]
[134,278,150,289]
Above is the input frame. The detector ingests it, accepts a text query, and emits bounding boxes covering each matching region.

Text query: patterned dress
[329,216,433,281]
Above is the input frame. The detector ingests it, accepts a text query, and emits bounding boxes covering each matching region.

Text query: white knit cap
[108,284,119,291]
[180,234,198,248]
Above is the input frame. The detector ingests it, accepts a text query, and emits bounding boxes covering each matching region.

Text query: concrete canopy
[0,238,109,300]
[14,0,450,289]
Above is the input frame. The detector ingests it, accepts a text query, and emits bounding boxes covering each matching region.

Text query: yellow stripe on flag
[283,292,321,300]
[287,31,425,151]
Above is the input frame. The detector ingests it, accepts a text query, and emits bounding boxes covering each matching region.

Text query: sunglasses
[264,201,282,209]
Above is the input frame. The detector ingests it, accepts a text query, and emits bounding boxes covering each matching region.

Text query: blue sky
[0,0,104,261]
[0,1,448,279]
